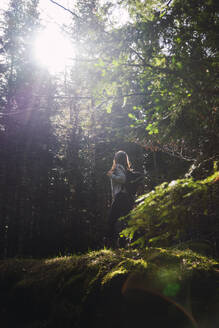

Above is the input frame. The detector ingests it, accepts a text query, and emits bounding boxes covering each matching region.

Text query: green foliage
[93,0,219,160]
[122,171,219,248]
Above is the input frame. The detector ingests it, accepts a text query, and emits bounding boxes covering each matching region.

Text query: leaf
[128,113,136,120]
[160,11,166,18]
[106,102,112,113]
[112,59,119,67]
[176,62,182,69]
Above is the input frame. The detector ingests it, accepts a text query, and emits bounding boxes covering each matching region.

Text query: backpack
[124,170,144,197]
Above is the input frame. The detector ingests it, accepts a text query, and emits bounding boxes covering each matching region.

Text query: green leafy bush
[122,171,219,250]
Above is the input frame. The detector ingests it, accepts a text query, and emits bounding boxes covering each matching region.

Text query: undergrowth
[121,171,219,251]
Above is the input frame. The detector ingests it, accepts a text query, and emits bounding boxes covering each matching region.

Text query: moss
[145,247,218,271]
[101,258,147,285]
[101,266,127,285]
[0,248,218,328]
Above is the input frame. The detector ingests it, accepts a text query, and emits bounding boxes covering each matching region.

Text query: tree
[92,0,219,161]
[0,0,59,257]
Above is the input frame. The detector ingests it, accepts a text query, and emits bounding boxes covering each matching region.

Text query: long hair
[110,150,131,171]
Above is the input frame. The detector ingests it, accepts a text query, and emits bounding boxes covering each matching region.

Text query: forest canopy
[0,0,218,257]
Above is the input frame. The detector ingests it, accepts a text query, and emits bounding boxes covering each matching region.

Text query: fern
[121,171,219,248]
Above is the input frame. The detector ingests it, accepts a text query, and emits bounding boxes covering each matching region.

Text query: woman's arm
[110,166,126,184]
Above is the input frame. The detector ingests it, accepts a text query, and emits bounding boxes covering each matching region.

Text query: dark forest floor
[0,247,218,328]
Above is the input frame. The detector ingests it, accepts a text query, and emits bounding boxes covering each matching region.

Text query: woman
[107,150,134,247]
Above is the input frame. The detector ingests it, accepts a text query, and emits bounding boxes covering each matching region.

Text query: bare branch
[159,0,174,17]
[49,0,81,19]
[129,46,145,62]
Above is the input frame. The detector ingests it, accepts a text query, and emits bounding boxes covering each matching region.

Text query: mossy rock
[0,248,218,327]
[186,157,219,180]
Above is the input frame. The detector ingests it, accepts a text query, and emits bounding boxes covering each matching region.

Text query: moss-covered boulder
[0,248,218,327]
[186,157,219,180]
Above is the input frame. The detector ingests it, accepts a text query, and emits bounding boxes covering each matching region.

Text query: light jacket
[110,164,126,200]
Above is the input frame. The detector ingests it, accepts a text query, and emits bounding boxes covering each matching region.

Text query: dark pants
[108,192,134,248]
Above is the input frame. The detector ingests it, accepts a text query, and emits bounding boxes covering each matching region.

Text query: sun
[34,24,74,73]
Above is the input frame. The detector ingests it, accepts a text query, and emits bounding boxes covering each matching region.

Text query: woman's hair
[111,150,131,171]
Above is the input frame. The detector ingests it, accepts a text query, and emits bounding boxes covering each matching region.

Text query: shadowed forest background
[0,0,218,258]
